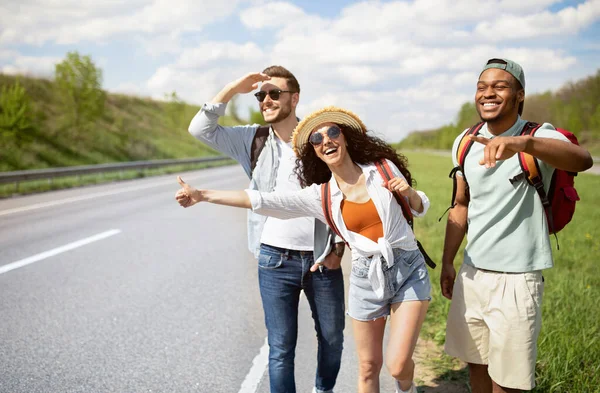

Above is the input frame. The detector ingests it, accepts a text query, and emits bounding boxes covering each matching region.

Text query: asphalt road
[0,165,400,393]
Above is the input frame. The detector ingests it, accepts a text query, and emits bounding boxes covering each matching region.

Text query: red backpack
[448,122,580,247]
[320,159,436,268]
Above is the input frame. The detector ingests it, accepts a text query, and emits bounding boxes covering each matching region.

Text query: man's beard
[267,103,292,124]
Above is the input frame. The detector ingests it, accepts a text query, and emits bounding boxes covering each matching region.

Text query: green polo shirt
[451,117,570,272]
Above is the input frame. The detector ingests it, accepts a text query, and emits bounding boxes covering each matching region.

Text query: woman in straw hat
[175,106,430,393]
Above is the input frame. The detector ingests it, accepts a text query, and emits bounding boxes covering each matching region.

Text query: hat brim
[292,106,366,157]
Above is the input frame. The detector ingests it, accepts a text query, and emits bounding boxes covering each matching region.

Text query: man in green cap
[440,58,592,392]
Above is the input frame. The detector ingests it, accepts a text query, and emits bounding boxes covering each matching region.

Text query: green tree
[226,96,245,124]
[455,102,479,130]
[588,104,600,138]
[54,51,105,131]
[0,80,36,141]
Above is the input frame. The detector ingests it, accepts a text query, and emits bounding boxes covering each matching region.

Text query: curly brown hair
[293,124,414,188]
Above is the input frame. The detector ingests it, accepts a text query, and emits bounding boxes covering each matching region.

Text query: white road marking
[238,337,269,393]
[0,172,244,217]
[0,229,122,275]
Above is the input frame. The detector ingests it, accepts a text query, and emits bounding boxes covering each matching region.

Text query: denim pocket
[258,252,284,269]
[351,259,369,278]
[400,249,422,268]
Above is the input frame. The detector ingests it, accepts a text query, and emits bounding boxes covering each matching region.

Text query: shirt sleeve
[385,159,430,217]
[531,123,571,180]
[245,185,326,222]
[188,102,258,173]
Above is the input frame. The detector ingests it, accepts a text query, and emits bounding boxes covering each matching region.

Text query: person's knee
[267,332,297,361]
[386,356,414,380]
[468,363,493,393]
[468,363,489,375]
[317,326,344,351]
[358,358,382,381]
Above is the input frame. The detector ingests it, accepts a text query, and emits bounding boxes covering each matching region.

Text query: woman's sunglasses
[254,89,294,102]
[309,125,342,146]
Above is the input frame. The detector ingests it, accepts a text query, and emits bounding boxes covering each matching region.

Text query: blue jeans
[258,243,345,393]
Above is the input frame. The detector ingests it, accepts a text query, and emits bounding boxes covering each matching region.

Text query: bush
[0,80,36,141]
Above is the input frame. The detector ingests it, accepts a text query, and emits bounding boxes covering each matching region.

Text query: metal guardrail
[0,156,231,185]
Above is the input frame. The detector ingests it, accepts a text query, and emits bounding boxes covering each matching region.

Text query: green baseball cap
[480,58,525,90]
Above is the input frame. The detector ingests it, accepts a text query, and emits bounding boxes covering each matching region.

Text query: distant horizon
[2,0,599,142]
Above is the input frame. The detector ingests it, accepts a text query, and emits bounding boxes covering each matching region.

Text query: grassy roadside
[404,151,600,392]
[0,73,243,173]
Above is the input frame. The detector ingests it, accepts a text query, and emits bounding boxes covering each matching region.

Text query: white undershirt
[260,137,314,251]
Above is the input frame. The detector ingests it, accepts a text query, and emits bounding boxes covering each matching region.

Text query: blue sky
[1,0,599,142]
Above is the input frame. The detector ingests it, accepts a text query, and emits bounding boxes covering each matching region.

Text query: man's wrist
[332,242,345,257]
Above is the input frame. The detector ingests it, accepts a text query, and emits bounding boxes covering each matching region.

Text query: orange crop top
[340,198,383,242]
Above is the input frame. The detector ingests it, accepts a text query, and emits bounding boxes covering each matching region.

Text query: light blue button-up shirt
[188,102,336,262]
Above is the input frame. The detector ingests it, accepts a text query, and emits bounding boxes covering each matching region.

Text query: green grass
[404,151,600,392]
[0,73,241,172]
[0,73,249,197]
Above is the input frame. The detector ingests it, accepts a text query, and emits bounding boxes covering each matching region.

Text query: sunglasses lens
[254,91,267,102]
[309,132,324,146]
[328,126,341,139]
[268,90,281,100]
[309,126,342,146]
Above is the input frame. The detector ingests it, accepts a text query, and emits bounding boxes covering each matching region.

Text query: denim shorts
[348,248,431,321]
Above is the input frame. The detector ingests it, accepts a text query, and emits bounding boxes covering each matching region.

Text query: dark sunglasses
[309,125,342,146]
[254,89,294,102]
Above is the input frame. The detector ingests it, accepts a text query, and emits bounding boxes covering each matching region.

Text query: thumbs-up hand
[175,176,204,208]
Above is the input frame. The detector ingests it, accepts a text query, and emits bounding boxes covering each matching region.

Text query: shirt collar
[482,116,526,139]
[329,162,378,197]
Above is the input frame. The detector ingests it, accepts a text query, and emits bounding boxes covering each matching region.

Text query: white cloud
[474,0,600,41]
[0,55,61,77]
[176,42,265,68]
[1,0,597,143]
[240,1,306,29]
[0,0,243,46]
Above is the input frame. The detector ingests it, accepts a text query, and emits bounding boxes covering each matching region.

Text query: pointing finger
[469,135,489,146]
[496,143,505,159]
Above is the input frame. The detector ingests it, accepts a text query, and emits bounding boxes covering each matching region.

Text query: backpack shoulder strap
[457,122,485,168]
[250,125,270,173]
[375,159,437,269]
[320,182,346,246]
[512,122,556,233]
[375,159,413,229]
[439,123,484,221]
[514,122,543,185]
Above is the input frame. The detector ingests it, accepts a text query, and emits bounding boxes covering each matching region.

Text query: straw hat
[292,106,367,157]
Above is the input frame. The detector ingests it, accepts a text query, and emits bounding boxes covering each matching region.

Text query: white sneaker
[395,380,417,393]
[312,388,334,393]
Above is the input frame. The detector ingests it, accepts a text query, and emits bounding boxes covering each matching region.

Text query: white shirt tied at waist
[246,160,430,299]
[351,237,398,300]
